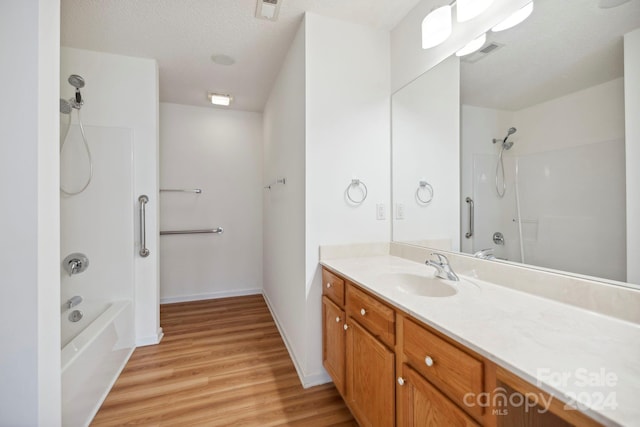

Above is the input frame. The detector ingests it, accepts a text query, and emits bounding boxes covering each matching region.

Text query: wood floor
[91,294,357,426]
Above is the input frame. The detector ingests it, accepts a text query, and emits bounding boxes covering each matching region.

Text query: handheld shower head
[503,140,514,150]
[68,75,85,89]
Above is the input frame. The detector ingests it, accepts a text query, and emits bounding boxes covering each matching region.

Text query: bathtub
[61,300,135,427]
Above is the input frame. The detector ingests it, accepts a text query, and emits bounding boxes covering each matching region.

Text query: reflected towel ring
[346,179,368,204]
[416,180,434,204]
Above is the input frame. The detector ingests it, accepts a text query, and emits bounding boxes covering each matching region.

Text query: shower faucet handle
[63,253,89,276]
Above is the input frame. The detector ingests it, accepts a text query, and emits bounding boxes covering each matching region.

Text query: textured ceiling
[61,0,423,112]
[461,0,640,111]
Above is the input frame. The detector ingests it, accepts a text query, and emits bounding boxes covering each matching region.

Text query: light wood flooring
[91,294,357,426]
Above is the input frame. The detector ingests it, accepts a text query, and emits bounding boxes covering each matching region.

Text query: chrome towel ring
[416,180,434,204]
[346,179,368,204]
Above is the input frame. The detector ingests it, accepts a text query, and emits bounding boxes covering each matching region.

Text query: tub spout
[67,295,83,309]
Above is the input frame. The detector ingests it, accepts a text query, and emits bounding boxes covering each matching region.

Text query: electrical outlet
[376,203,386,220]
[396,203,405,220]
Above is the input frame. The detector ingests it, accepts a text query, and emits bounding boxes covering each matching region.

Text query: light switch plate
[376,203,386,220]
[396,203,405,220]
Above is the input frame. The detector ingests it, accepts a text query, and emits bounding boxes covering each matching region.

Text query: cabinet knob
[335,316,341,323]
[343,324,349,331]
[326,283,331,288]
[397,377,406,386]
[360,308,367,316]
[425,356,434,367]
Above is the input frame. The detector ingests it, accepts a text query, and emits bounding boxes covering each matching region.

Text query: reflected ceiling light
[457,0,494,22]
[422,5,453,49]
[208,93,232,106]
[255,0,282,21]
[456,33,487,56]
[491,1,534,32]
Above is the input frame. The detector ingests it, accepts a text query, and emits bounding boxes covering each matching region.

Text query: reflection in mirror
[392,0,640,284]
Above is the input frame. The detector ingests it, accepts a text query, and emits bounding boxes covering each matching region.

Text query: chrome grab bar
[465,197,474,238]
[160,188,202,194]
[160,227,223,236]
[138,195,150,257]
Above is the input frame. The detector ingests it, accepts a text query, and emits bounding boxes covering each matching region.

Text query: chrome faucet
[425,253,459,281]
[473,248,496,260]
[66,295,83,309]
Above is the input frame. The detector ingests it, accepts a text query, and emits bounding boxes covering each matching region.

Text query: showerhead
[507,127,517,136]
[60,99,72,114]
[68,74,85,89]
[503,141,514,150]
[493,127,517,146]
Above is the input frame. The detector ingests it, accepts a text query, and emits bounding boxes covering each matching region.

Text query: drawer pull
[360,308,367,316]
[326,283,331,288]
[397,377,406,386]
[335,316,341,323]
[425,356,434,367]
[343,324,349,331]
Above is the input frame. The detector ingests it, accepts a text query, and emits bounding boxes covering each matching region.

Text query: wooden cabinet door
[399,365,479,427]
[346,318,395,427]
[322,296,346,395]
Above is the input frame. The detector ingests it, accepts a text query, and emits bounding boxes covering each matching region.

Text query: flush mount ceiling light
[456,0,495,22]
[211,54,235,66]
[456,33,487,56]
[256,0,282,21]
[491,1,534,32]
[422,5,453,49]
[208,93,232,106]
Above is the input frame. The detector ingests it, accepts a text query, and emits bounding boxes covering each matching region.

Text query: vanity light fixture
[422,5,453,49]
[208,93,232,106]
[456,33,487,56]
[491,1,534,32]
[456,0,494,22]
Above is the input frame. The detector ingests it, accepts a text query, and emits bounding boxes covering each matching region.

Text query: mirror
[392,0,640,284]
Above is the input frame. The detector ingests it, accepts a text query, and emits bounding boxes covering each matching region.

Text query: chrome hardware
[465,197,474,238]
[138,195,150,257]
[335,317,341,323]
[160,188,202,193]
[346,178,368,204]
[425,252,459,281]
[425,356,434,367]
[264,177,287,190]
[68,309,83,322]
[326,283,332,288]
[343,324,349,331]
[397,377,406,386]
[474,248,496,260]
[416,180,434,204]
[360,308,367,316]
[160,228,223,235]
[66,295,83,309]
[493,231,505,245]
[62,253,89,276]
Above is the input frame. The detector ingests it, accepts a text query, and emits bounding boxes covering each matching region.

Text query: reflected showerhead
[68,74,85,89]
[60,99,72,114]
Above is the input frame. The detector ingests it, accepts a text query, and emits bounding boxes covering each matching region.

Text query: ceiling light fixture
[456,0,494,22]
[491,1,534,32]
[208,93,232,106]
[255,0,282,21]
[211,54,236,66]
[422,5,453,49]
[456,33,487,56]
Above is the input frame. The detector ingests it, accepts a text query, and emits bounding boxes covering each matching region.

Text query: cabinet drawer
[403,318,484,419]
[322,268,345,306]
[346,284,395,348]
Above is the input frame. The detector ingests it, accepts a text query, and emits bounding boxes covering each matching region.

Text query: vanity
[320,246,640,427]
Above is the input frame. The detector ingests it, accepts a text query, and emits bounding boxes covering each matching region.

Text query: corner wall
[0,0,61,425]
[159,103,263,302]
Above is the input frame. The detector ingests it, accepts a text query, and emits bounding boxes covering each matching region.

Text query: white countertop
[321,255,640,427]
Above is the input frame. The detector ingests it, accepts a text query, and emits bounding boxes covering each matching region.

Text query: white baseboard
[160,288,262,304]
[262,291,332,389]
[136,327,164,347]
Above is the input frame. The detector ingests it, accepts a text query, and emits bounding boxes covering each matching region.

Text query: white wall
[61,47,161,346]
[392,55,460,250]
[305,13,391,382]
[625,28,640,285]
[391,0,532,92]
[262,18,308,384]
[159,103,263,302]
[0,0,61,425]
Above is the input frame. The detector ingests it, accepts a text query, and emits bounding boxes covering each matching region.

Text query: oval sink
[379,273,457,297]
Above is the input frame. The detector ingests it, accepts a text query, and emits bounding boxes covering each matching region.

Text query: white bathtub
[61,300,135,427]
